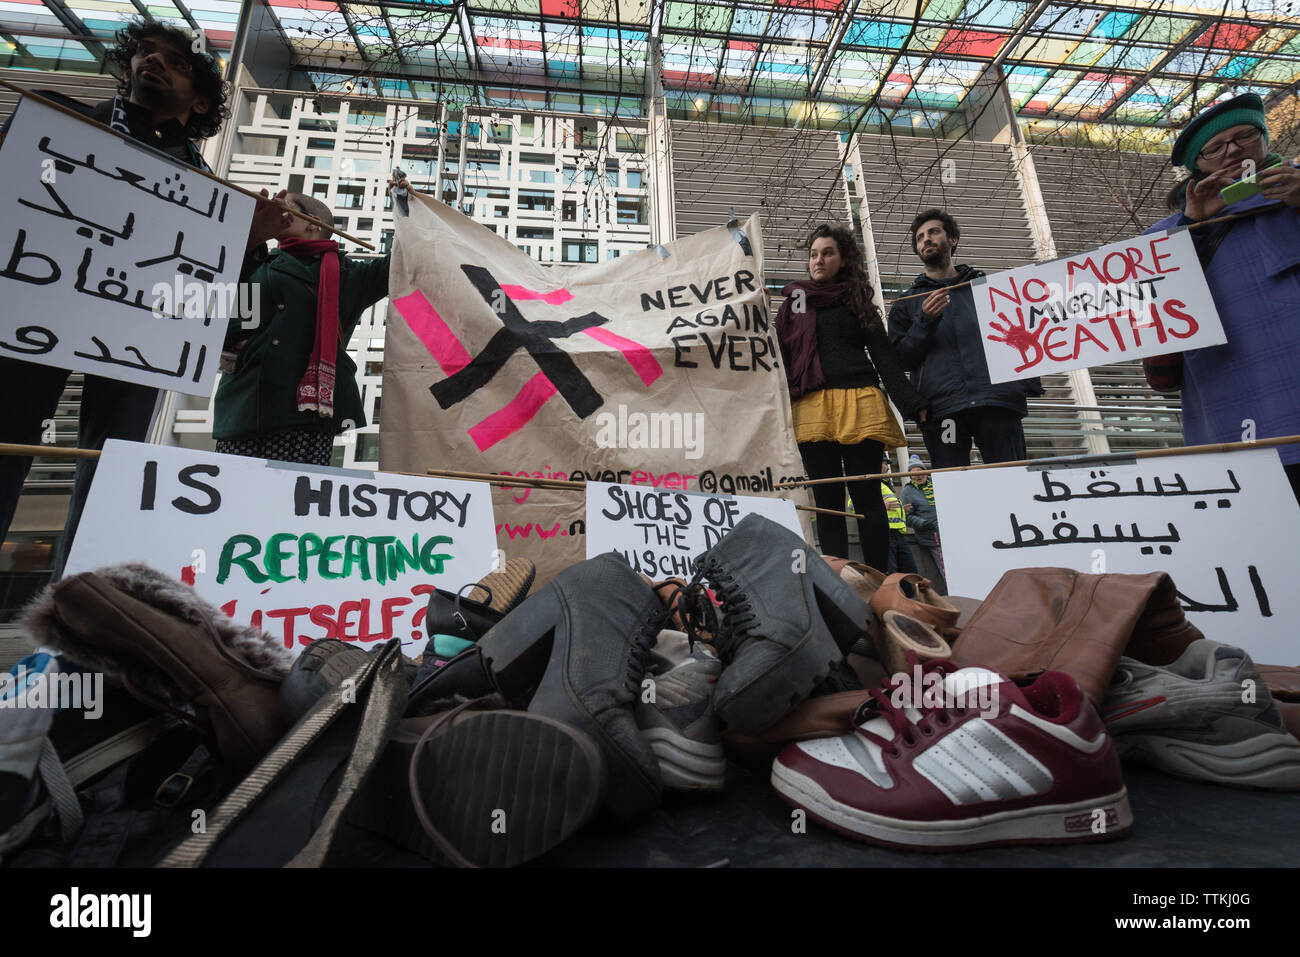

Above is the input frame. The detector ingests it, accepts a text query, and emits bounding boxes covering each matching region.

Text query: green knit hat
[1171,93,1269,171]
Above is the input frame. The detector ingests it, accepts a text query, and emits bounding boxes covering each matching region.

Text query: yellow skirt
[792,386,907,448]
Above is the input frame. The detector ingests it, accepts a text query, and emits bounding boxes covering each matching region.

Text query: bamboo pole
[0,442,101,460]
[425,467,585,490]
[0,77,377,251]
[777,435,1300,488]
[425,466,864,518]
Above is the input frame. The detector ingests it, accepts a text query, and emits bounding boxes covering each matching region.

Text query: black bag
[158,638,408,868]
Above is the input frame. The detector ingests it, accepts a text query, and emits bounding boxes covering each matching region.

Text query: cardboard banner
[0,98,254,395]
[379,193,809,585]
[974,229,1226,384]
[586,482,801,578]
[64,440,497,656]
[934,448,1300,663]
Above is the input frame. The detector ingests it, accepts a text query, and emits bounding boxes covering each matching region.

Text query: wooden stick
[426,467,857,517]
[0,77,377,251]
[799,504,866,520]
[0,442,100,460]
[777,435,1300,488]
[425,467,585,490]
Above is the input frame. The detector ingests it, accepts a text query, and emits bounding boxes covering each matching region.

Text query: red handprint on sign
[986,310,1050,373]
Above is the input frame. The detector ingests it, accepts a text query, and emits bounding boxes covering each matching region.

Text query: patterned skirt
[215,428,336,466]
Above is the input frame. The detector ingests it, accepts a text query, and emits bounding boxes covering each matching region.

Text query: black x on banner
[429,264,609,419]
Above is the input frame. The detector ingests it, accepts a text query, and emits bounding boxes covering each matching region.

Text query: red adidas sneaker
[771,659,1133,851]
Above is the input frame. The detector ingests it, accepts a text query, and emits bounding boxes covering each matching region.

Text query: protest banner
[64,440,497,656]
[0,97,254,395]
[379,192,810,585]
[974,229,1226,384]
[586,482,801,578]
[934,447,1300,662]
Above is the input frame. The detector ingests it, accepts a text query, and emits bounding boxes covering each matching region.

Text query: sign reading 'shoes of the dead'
[935,448,1300,662]
[0,98,254,395]
[64,441,497,656]
[586,481,801,577]
[973,229,1226,384]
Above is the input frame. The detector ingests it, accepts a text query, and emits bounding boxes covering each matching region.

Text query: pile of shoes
[2,538,1297,867]
[762,564,1300,852]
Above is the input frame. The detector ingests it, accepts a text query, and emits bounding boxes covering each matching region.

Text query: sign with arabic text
[64,440,497,657]
[0,98,254,395]
[935,448,1300,662]
[586,481,801,578]
[974,229,1226,384]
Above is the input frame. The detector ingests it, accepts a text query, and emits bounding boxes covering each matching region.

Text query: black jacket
[887,264,1042,420]
[2,92,210,170]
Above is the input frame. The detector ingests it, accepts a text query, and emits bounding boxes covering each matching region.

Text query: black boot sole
[480,580,663,819]
[348,710,605,867]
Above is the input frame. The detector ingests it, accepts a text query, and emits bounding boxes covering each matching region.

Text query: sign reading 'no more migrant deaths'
[0,98,254,395]
[586,482,801,579]
[65,441,497,656]
[935,448,1300,662]
[973,229,1226,384]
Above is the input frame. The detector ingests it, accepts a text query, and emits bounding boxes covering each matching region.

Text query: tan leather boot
[950,567,1202,708]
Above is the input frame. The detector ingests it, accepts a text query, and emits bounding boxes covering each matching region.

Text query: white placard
[65,441,498,656]
[974,229,1226,384]
[586,481,802,578]
[0,98,255,395]
[935,448,1300,663]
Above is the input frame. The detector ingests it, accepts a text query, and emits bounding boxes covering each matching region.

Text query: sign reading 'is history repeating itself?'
[586,482,801,578]
[934,448,1300,662]
[380,192,810,587]
[0,98,254,395]
[64,441,498,657]
[973,229,1226,384]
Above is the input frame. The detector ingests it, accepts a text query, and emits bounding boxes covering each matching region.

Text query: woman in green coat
[214,193,389,465]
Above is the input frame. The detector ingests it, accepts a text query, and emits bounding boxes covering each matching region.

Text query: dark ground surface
[529,763,1298,867]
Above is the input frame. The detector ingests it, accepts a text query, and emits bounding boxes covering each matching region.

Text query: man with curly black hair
[0,17,288,577]
[100,16,232,150]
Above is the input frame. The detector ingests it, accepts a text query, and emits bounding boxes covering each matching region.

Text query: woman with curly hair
[776,224,929,568]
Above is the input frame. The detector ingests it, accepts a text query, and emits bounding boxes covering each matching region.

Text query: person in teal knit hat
[1143,93,1300,506]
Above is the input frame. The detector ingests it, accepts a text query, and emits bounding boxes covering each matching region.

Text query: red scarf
[278,237,340,419]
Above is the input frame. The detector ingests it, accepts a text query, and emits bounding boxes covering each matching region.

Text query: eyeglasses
[1198,127,1262,161]
[135,39,194,76]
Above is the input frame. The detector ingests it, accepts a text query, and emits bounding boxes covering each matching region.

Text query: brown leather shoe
[874,610,952,676]
[1256,664,1300,702]
[28,567,289,775]
[833,560,888,605]
[951,567,1202,708]
[869,573,960,637]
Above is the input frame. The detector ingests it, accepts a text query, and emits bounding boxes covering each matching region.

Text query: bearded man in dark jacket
[0,18,288,576]
[887,209,1043,468]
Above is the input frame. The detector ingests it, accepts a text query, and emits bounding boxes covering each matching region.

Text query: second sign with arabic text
[935,447,1299,662]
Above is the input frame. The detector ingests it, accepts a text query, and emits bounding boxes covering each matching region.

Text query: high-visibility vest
[881,482,906,531]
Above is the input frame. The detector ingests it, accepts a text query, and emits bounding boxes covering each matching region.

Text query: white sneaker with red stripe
[771,660,1132,851]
